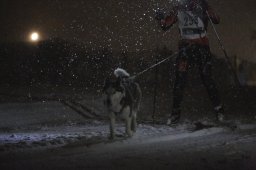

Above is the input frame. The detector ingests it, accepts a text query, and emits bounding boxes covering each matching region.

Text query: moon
[30,32,39,41]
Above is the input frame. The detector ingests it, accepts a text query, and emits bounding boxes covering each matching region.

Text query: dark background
[0,0,256,61]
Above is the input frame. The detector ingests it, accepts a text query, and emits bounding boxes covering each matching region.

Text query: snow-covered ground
[0,100,256,170]
[0,100,216,151]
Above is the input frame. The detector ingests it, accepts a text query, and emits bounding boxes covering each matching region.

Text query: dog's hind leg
[109,112,116,139]
[125,117,133,137]
[131,112,137,132]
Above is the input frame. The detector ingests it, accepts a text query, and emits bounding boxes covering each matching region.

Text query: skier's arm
[206,5,220,24]
[155,10,177,31]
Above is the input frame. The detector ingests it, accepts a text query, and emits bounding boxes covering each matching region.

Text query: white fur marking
[109,92,125,113]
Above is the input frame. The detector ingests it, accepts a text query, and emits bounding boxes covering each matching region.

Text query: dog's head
[103,77,125,95]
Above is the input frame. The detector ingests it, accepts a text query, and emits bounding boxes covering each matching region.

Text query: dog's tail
[114,68,130,78]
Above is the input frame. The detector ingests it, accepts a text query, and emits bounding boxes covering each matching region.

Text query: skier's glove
[155,9,165,21]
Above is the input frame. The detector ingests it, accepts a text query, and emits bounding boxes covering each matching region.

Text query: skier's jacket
[159,0,220,47]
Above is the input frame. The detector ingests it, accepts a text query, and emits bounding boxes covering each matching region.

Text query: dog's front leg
[109,112,116,139]
[125,117,133,137]
[131,112,137,132]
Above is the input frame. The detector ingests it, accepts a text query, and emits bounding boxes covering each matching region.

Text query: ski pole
[152,52,159,125]
[206,10,241,88]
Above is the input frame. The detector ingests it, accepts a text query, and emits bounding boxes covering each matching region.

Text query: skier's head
[178,0,200,10]
[179,0,204,11]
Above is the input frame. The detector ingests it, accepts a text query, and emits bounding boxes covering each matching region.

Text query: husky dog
[103,68,142,139]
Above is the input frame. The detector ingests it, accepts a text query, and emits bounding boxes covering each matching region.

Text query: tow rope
[129,51,179,80]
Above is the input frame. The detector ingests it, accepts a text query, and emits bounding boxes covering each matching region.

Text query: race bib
[178,11,206,39]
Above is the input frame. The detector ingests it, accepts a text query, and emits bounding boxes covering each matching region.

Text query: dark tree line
[0,38,245,92]
[0,39,114,88]
[0,38,177,91]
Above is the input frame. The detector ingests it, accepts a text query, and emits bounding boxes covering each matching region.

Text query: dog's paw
[126,131,134,138]
[109,134,115,140]
[108,133,116,140]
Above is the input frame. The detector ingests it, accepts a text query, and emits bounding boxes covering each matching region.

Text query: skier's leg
[199,47,224,121]
[168,48,189,125]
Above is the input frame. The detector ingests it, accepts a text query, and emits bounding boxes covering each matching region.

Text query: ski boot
[214,105,225,122]
[167,109,181,126]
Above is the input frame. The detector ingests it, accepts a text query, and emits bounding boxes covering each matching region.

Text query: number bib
[178,11,206,39]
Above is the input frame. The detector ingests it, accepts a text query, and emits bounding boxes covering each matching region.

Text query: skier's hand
[155,9,165,21]
[207,7,220,24]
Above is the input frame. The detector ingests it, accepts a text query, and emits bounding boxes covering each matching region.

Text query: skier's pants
[172,44,221,111]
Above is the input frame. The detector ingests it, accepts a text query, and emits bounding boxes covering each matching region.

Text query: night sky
[1,0,256,61]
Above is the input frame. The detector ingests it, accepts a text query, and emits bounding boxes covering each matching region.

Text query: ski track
[0,101,256,170]
[0,101,256,153]
[1,121,256,152]
[0,122,191,151]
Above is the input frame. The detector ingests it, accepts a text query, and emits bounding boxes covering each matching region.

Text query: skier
[155,0,224,125]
